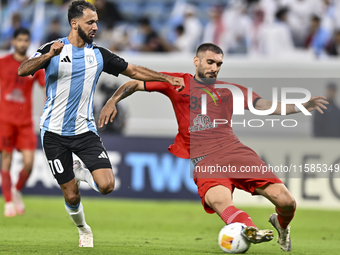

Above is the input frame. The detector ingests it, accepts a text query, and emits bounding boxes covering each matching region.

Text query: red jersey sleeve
[144,72,186,95]
[34,69,45,87]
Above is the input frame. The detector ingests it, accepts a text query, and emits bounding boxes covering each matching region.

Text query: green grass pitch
[0,196,339,254]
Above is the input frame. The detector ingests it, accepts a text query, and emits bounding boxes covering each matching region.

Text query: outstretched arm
[255,96,328,115]
[98,80,145,128]
[18,41,64,77]
[122,64,184,92]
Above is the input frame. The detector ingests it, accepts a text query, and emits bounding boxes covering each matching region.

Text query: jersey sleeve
[144,72,184,94]
[97,46,128,76]
[29,40,60,70]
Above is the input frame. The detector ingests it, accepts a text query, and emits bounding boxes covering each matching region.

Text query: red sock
[275,203,296,229]
[1,171,12,202]
[16,169,30,191]
[220,205,256,227]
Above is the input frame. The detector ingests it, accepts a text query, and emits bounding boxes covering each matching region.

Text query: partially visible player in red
[0,28,45,217]
[98,43,328,252]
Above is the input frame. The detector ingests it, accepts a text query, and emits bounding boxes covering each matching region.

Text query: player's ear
[70,19,77,30]
[193,56,199,67]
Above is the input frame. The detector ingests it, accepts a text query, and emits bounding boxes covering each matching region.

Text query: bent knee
[205,196,232,215]
[99,180,115,195]
[208,197,225,208]
[65,193,81,205]
[204,186,233,214]
[277,197,296,211]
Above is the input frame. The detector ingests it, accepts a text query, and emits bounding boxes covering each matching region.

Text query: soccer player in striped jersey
[98,43,328,252]
[17,0,184,248]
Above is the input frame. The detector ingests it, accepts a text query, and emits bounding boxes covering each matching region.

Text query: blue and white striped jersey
[33,37,128,136]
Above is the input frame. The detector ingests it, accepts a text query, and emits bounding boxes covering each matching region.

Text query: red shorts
[0,121,37,152]
[193,142,283,214]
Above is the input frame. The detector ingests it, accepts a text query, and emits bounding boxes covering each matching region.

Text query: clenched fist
[49,41,64,57]
[167,76,185,92]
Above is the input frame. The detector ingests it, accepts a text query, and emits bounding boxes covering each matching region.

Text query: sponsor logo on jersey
[5,89,26,103]
[188,114,217,132]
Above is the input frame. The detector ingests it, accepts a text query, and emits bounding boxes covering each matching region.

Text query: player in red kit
[98,43,328,252]
[0,28,45,217]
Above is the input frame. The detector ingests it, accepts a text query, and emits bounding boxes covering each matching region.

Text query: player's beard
[78,25,94,44]
[197,66,216,85]
[15,47,27,56]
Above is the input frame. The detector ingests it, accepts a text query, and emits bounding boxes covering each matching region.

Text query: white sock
[64,202,89,229]
[84,170,100,193]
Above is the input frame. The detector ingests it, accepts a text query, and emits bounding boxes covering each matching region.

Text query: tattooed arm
[98,80,144,128]
[18,54,53,77]
[18,41,64,77]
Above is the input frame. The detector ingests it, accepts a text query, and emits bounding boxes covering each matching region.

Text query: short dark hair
[13,28,30,39]
[312,15,321,23]
[176,25,184,34]
[275,7,288,21]
[196,43,223,57]
[139,17,150,26]
[68,0,96,25]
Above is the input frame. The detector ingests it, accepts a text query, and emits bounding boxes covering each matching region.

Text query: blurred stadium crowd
[1,0,340,58]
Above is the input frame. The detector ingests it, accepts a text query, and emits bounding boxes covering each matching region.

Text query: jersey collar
[64,37,93,48]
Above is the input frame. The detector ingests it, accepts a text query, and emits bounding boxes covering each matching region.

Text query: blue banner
[17,134,199,200]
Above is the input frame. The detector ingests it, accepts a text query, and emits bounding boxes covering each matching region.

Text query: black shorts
[41,131,112,185]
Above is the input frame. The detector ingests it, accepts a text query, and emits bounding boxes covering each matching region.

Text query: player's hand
[98,100,117,128]
[48,41,64,57]
[167,76,185,92]
[302,96,328,114]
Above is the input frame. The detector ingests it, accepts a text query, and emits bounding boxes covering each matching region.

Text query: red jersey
[0,54,45,125]
[145,72,261,159]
